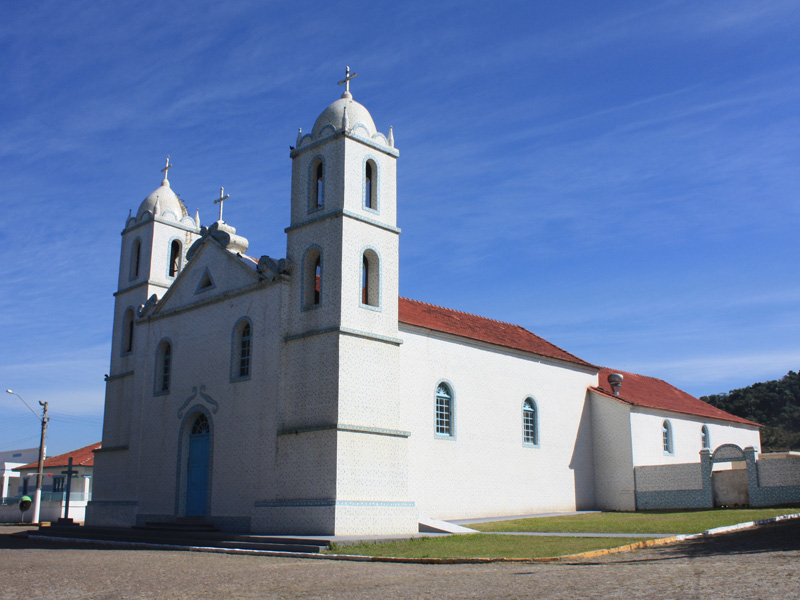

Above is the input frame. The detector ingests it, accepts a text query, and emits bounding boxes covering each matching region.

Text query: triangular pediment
[151,237,262,317]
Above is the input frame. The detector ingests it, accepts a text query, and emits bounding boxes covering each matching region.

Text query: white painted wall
[400,325,597,520]
[588,391,636,511]
[630,408,761,466]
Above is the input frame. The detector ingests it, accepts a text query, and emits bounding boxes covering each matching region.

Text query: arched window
[130,239,141,279]
[701,425,710,450]
[314,256,321,305]
[155,340,172,394]
[192,413,210,435]
[364,160,377,210]
[435,382,454,437]
[361,248,380,307]
[662,420,673,454]
[122,308,135,354]
[303,247,322,309]
[231,319,252,381]
[311,159,324,210]
[523,398,538,446]
[169,240,182,277]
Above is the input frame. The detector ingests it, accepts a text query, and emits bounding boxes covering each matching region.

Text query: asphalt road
[1,520,798,599]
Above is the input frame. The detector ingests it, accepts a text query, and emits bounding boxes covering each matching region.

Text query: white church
[87,72,761,535]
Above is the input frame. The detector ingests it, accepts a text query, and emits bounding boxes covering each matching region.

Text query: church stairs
[26,524,331,553]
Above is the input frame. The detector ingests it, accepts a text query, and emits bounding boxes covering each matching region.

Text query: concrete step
[27,525,330,553]
[137,519,219,532]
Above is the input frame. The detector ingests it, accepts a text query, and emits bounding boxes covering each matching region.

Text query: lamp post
[6,390,48,524]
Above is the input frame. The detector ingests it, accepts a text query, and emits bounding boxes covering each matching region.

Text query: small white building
[0,447,38,501]
[87,73,761,535]
[9,442,99,523]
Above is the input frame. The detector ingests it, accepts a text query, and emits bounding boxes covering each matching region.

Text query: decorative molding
[146,278,286,322]
[177,385,220,419]
[285,326,402,346]
[277,423,410,438]
[105,370,134,382]
[87,500,138,507]
[123,216,200,236]
[93,445,129,453]
[114,279,170,297]
[290,128,400,159]
[138,294,159,317]
[194,267,217,295]
[285,208,400,235]
[257,256,292,280]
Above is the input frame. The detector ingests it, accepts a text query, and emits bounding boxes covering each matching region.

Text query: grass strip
[468,508,798,534]
[326,534,651,559]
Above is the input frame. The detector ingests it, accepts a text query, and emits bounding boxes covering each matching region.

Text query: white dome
[137,178,188,221]
[312,95,376,139]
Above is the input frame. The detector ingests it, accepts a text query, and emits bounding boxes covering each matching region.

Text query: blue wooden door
[186,416,210,516]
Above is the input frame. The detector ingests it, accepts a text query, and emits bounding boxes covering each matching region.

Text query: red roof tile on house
[14,442,101,471]
[398,297,595,369]
[592,368,759,426]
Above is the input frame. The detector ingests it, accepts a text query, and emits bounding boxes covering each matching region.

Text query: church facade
[87,75,761,535]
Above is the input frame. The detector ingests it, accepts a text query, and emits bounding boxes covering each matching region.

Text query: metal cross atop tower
[338,66,358,96]
[214,186,230,222]
[161,155,173,181]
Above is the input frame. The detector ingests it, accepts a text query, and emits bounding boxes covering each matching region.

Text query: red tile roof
[14,442,101,471]
[592,368,760,426]
[398,297,595,368]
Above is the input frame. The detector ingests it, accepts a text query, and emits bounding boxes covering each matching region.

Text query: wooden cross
[214,186,230,221]
[61,457,79,521]
[338,66,358,95]
[161,155,173,180]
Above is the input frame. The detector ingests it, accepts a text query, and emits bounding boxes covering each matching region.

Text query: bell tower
[105,160,200,439]
[267,70,416,535]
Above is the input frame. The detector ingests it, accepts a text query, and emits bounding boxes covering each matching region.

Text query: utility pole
[33,401,49,524]
[6,390,49,524]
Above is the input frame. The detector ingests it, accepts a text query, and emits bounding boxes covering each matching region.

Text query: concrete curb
[23,512,800,565]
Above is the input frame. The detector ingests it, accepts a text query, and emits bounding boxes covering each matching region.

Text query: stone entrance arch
[710,444,749,507]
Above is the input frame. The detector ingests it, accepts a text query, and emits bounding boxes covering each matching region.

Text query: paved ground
[1,520,798,599]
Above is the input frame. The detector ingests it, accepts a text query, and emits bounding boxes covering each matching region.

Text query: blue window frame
[662,420,674,454]
[130,238,142,280]
[523,398,538,446]
[701,425,710,450]
[155,339,172,395]
[435,382,454,437]
[122,308,135,354]
[231,318,252,381]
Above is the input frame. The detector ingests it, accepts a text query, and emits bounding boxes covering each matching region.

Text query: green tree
[701,370,800,452]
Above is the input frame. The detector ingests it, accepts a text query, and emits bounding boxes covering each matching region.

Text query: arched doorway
[710,444,749,507]
[186,414,210,516]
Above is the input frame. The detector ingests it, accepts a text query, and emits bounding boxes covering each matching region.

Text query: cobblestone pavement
[1,520,798,600]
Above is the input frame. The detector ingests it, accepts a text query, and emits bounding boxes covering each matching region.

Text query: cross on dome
[213,186,230,222]
[338,66,358,99]
[161,155,173,184]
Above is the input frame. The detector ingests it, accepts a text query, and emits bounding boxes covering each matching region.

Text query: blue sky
[2,1,799,455]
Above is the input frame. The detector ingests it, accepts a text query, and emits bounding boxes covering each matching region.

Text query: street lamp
[6,390,49,525]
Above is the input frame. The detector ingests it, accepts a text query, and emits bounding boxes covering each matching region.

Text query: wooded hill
[701,370,800,452]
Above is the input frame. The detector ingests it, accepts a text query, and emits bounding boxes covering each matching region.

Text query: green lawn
[468,508,798,534]
[327,533,651,559]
